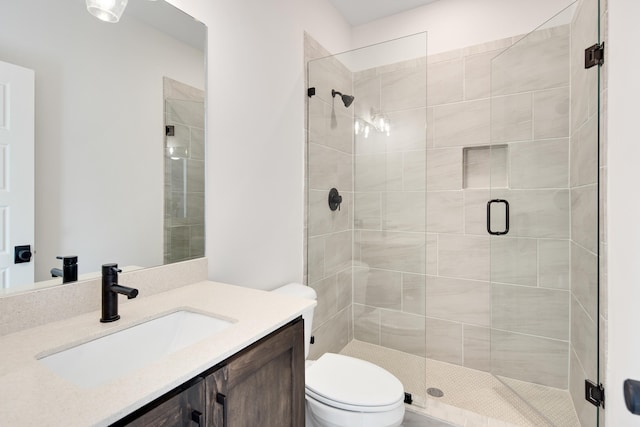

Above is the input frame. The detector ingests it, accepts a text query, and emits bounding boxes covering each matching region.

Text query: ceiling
[328,0,441,26]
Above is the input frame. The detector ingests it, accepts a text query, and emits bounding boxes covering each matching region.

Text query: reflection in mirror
[0,0,206,294]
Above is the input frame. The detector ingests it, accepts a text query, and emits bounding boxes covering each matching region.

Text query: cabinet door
[206,319,305,427]
[122,378,206,427]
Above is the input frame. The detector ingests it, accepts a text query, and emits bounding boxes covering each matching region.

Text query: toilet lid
[305,353,404,412]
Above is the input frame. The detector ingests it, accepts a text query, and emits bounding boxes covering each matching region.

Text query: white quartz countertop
[0,281,315,426]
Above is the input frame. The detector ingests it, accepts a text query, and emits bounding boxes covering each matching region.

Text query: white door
[0,60,35,288]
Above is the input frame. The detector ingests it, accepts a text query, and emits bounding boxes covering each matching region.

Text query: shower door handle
[487,199,509,236]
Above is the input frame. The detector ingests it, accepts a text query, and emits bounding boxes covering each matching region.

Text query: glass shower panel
[306,32,428,407]
[490,1,600,425]
[163,79,206,264]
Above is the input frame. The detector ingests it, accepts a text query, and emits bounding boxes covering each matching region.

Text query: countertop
[0,281,315,426]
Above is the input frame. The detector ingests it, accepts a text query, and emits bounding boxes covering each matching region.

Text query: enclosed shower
[304,0,603,426]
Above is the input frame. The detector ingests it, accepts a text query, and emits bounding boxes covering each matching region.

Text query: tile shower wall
[488,25,572,390]
[351,26,573,386]
[352,58,428,358]
[164,78,206,264]
[305,34,354,359]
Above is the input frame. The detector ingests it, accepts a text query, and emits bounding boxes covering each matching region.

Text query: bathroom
[0,0,638,426]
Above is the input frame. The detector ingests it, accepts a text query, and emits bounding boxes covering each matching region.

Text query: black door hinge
[307,87,316,97]
[585,42,605,69]
[585,379,605,408]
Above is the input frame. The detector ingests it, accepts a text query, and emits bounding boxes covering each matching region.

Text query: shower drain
[427,387,444,398]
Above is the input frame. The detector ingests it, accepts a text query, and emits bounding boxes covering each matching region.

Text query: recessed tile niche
[463,145,508,189]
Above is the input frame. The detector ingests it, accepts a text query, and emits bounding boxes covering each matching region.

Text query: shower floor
[339,340,580,427]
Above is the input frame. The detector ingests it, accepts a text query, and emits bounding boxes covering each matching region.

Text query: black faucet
[50,255,78,283]
[100,263,139,323]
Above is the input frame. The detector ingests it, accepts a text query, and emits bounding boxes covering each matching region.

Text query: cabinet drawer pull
[191,410,203,426]
[216,393,228,427]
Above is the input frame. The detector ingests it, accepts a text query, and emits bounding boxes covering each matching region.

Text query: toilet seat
[305,353,404,413]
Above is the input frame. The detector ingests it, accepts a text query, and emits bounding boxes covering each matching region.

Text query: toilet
[272,283,405,427]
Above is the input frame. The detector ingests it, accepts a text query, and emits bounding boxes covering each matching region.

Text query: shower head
[332,89,355,108]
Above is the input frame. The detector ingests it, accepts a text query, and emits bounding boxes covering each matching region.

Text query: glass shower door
[305,32,428,407]
[489,1,601,425]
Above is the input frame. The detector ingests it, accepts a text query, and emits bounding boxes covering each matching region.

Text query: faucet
[100,263,138,323]
[50,255,78,283]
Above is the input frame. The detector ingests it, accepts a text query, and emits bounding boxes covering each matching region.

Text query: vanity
[0,279,314,426]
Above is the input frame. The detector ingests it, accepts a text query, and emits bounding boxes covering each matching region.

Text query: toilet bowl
[272,283,405,427]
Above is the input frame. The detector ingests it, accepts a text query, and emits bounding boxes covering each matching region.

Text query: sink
[39,310,234,388]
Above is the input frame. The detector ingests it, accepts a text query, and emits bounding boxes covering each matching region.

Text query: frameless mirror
[0,0,206,294]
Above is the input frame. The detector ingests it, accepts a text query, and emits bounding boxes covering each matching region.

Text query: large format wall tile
[570,115,598,187]
[426,233,437,276]
[510,138,569,189]
[353,303,380,345]
[571,295,597,378]
[571,184,598,253]
[538,239,571,289]
[426,191,464,234]
[355,152,403,191]
[490,93,533,143]
[464,49,504,100]
[386,108,427,152]
[434,99,490,147]
[503,189,570,239]
[492,283,570,340]
[307,235,324,284]
[438,234,489,281]
[463,189,491,235]
[356,230,426,274]
[570,345,598,427]
[533,87,570,139]
[491,25,570,96]
[308,189,351,235]
[311,274,339,327]
[403,273,426,315]
[463,325,490,372]
[381,310,426,357]
[308,54,352,107]
[490,237,538,286]
[383,191,426,232]
[354,192,381,229]
[425,276,490,326]
[571,242,598,322]
[427,148,463,191]
[309,143,352,191]
[380,63,427,112]
[353,267,402,309]
[403,150,427,191]
[426,317,463,364]
[427,59,464,106]
[491,329,568,388]
[324,230,352,276]
[354,74,380,124]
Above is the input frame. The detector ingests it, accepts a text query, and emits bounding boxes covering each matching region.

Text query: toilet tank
[272,283,316,358]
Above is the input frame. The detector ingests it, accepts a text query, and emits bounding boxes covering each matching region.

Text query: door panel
[0,60,35,288]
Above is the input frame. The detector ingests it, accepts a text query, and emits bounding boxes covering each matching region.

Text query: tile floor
[340,340,580,427]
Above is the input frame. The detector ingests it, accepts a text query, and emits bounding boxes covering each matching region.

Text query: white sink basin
[39,310,234,388]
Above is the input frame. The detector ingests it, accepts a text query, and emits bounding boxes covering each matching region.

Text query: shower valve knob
[328,188,342,211]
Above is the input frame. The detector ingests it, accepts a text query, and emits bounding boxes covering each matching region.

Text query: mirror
[0,0,206,294]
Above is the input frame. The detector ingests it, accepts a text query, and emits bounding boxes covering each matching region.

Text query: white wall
[167,0,351,290]
[351,0,575,54]
[607,0,640,424]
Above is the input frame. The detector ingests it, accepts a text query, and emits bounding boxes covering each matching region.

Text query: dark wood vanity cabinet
[114,318,304,427]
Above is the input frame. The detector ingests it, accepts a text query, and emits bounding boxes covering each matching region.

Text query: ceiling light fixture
[86,0,129,23]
